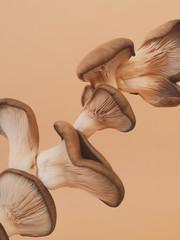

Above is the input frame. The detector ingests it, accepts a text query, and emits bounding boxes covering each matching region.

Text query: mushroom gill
[0,98,39,172]
[0,169,56,237]
[74,84,136,137]
[37,121,124,207]
[116,19,180,107]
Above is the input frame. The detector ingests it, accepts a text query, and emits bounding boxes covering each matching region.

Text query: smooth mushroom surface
[74,84,136,138]
[77,38,135,87]
[0,169,56,237]
[116,19,180,107]
[0,223,9,240]
[37,121,125,207]
[0,98,39,172]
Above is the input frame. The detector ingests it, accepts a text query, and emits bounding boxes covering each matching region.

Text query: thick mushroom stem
[73,111,99,138]
[73,84,136,138]
[0,98,39,172]
[37,121,125,207]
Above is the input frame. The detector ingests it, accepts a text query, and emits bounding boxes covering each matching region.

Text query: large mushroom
[0,98,39,172]
[0,169,56,237]
[77,38,135,87]
[37,121,125,207]
[74,84,136,138]
[116,19,180,107]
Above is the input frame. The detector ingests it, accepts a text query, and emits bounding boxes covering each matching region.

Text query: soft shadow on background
[0,0,180,239]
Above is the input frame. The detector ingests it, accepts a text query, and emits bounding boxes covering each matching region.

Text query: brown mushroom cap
[54,121,125,207]
[81,85,95,106]
[0,169,56,237]
[0,224,9,240]
[139,19,180,48]
[85,84,136,132]
[0,98,39,171]
[77,38,135,81]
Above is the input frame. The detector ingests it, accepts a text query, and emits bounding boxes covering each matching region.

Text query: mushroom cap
[0,169,56,237]
[54,121,125,207]
[0,224,9,240]
[77,38,135,81]
[0,98,39,150]
[86,84,136,132]
[81,85,95,106]
[139,19,180,48]
[0,98,39,172]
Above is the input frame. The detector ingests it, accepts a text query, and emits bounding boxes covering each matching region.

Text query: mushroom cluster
[0,99,57,239]
[0,93,134,238]
[0,19,179,239]
[77,19,180,107]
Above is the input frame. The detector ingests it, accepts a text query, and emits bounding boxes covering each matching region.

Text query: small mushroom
[0,169,56,237]
[74,84,136,138]
[116,19,180,107]
[77,38,135,87]
[0,223,9,240]
[37,121,125,207]
[0,98,39,172]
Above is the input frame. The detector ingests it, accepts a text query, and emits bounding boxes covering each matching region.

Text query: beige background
[0,0,180,239]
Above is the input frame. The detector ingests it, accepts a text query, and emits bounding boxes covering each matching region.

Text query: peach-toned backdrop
[0,0,180,239]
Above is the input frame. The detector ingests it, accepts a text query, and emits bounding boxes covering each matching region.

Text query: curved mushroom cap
[136,19,180,80]
[0,169,56,237]
[77,38,135,87]
[54,121,125,207]
[0,98,39,172]
[140,19,180,47]
[81,85,95,106]
[116,19,180,106]
[74,84,136,137]
[0,224,9,240]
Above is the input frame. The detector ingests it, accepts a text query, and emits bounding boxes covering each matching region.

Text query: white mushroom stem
[73,110,98,138]
[37,141,119,204]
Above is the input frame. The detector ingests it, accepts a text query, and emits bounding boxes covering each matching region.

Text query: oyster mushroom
[0,98,39,172]
[74,84,136,138]
[37,121,125,207]
[116,19,180,107]
[77,38,135,87]
[0,169,56,237]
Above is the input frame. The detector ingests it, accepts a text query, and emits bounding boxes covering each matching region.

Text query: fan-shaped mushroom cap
[77,38,135,87]
[0,98,39,172]
[140,19,180,48]
[74,84,136,137]
[37,121,125,207]
[0,223,9,240]
[116,19,180,107]
[0,169,56,237]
